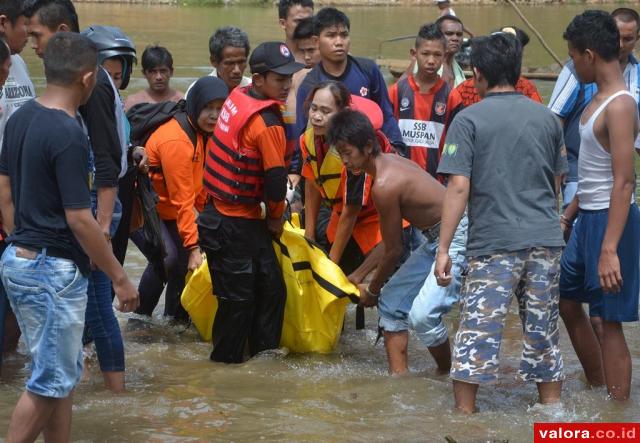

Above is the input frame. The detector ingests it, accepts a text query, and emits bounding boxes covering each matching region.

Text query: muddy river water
[1,3,639,442]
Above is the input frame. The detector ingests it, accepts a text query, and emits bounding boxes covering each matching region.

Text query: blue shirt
[548,56,640,181]
[292,56,404,172]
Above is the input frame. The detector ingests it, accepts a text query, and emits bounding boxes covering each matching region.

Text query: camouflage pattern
[450,247,564,384]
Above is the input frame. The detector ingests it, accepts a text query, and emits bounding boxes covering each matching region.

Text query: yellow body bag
[180,222,359,353]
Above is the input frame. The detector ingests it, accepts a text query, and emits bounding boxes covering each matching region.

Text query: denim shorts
[378,216,468,347]
[0,244,88,398]
[560,204,640,322]
[450,247,564,385]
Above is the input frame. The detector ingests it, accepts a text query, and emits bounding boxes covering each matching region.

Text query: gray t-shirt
[0,55,36,150]
[437,92,567,257]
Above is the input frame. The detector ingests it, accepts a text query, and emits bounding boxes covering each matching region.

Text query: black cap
[249,42,305,75]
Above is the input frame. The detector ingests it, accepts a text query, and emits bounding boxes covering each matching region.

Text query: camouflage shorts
[450,247,564,385]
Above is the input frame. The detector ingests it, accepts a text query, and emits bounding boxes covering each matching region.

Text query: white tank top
[577,90,637,210]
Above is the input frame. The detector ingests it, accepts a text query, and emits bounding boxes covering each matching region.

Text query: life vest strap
[211,132,261,165]
[316,173,341,184]
[204,181,261,204]
[204,164,257,192]
[209,151,264,177]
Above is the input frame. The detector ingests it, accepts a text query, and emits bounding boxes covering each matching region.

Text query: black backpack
[126,99,197,149]
[125,100,198,283]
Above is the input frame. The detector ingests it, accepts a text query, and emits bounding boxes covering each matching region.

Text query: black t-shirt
[0,100,92,273]
[79,67,121,188]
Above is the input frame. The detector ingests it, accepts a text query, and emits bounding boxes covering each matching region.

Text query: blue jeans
[0,244,88,398]
[378,216,468,347]
[84,192,125,372]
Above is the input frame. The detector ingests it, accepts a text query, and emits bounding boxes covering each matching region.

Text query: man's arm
[96,188,117,238]
[551,116,569,202]
[65,208,138,311]
[0,175,14,234]
[365,186,404,297]
[329,203,360,264]
[349,241,383,285]
[255,118,288,237]
[80,73,122,236]
[435,175,469,287]
[598,97,637,293]
[329,169,369,263]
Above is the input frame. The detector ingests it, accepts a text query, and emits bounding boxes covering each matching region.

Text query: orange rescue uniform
[146,117,206,249]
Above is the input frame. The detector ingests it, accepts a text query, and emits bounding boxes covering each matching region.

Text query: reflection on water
[2,3,640,441]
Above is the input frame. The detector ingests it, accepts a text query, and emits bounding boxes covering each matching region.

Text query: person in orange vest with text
[198,42,304,363]
[136,76,229,322]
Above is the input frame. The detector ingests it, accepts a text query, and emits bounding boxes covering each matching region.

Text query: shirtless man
[124,45,183,111]
[326,109,467,375]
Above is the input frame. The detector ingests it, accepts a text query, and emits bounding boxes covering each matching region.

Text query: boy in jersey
[389,23,463,179]
[559,10,640,401]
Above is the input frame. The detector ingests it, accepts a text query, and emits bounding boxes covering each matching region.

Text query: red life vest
[203,87,281,204]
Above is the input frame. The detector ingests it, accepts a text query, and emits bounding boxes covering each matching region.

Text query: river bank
[72,0,630,6]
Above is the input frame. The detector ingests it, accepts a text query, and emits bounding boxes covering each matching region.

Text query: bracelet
[560,214,573,225]
[366,286,380,298]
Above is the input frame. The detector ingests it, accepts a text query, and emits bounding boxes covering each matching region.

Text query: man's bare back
[371,153,445,230]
